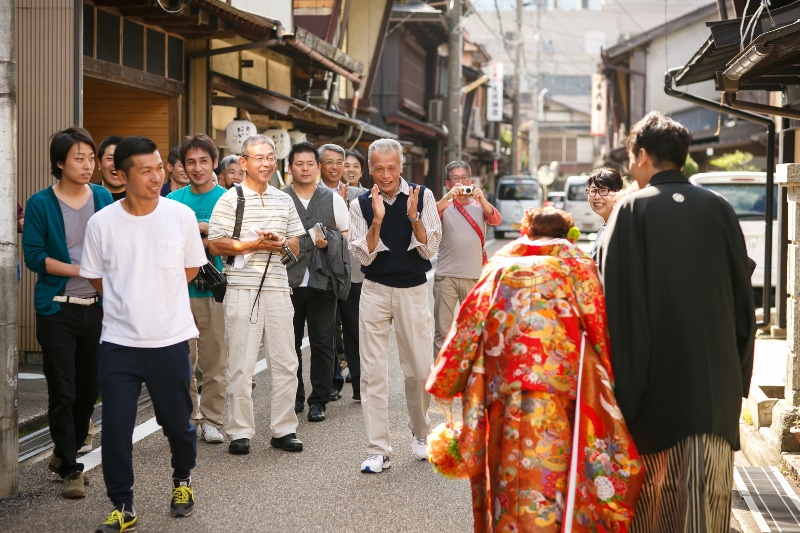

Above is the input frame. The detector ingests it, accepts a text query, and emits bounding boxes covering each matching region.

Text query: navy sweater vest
[357,184,431,288]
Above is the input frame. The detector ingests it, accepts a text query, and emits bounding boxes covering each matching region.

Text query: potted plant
[790,419,800,443]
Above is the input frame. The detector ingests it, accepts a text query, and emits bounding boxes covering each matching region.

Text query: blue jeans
[97,341,196,509]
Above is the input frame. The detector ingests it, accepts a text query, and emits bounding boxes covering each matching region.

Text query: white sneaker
[412,436,428,461]
[201,423,224,444]
[360,454,391,474]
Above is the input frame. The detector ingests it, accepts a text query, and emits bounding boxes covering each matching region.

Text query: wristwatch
[408,213,421,223]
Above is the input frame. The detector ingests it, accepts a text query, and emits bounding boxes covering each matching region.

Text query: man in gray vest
[285,142,351,422]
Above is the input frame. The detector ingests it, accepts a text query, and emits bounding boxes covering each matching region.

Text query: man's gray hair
[240,134,275,157]
[445,160,471,179]
[368,138,403,165]
[219,154,239,173]
[318,143,345,160]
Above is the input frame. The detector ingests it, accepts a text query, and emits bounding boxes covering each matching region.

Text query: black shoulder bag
[197,185,246,303]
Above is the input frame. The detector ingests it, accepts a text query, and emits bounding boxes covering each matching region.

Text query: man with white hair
[348,138,442,473]
[208,134,305,456]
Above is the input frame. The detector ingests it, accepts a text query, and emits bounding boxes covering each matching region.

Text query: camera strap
[249,252,273,324]
[227,184,246,266]
[454,201,487,265]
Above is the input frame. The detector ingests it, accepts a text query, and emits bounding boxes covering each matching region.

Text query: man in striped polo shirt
[208,134,305,456]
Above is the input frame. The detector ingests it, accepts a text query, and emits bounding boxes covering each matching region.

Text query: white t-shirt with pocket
[80,198,208,348]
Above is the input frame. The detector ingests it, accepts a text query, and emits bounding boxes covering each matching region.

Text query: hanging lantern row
[225,119,308,158]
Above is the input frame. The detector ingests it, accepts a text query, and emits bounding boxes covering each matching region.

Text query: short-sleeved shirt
[58,196,97,297]
[80,198,207,348]
[208,183,305,291]
[168,184,226,298]
[437,199,501,280]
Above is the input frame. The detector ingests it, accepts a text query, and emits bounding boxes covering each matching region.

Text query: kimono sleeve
[426,265,499,398]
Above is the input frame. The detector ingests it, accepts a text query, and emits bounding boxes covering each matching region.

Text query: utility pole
[446,0,463,167]
[529,0,542,177]
[510,0,523,174]
[0,0,18,500]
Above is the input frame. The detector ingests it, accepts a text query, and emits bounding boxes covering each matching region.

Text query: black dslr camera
[280,242,298,266]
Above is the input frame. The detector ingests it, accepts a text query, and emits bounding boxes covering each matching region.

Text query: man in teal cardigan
[22,127,113,499]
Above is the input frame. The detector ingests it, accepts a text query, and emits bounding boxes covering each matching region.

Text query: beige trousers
[432,276,478,359]
[359,279,433,456]
[223,288,298,440]
[188,296,227,429]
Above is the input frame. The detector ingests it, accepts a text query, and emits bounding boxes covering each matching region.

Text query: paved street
[1,233,789,532]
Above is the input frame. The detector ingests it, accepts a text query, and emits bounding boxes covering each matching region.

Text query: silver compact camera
[280,242,298,265]
[462,185,473,195]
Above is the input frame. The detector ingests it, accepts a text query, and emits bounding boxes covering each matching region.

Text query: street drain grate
[736,466,800,532]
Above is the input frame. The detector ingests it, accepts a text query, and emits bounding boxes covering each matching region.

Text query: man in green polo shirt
[167,133,228,445]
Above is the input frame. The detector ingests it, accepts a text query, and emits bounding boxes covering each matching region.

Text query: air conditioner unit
[305,88,329,105]
[427,98,444,124]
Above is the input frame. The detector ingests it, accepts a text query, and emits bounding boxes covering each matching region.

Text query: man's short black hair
[586,167,623,191]
[167,145,181,166]
[114,136,159,175]
[98,135,124,161]
[288,141,319,166]
[345,150,366,169]
[49,127,97,180]
[627,111,691,169]
[180,133,219,166]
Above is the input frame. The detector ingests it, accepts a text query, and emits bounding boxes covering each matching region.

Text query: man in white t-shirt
[81,136,207,533]
[433,161,501,359]
[284,142,350,422]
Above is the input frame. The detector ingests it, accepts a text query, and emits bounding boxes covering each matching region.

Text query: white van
[492,175,544,239]
[563,175,603,235]
[689,171,777,294]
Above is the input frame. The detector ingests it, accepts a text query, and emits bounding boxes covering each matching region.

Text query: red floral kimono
[426,238,644,533]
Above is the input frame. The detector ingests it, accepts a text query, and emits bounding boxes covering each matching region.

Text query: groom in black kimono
[599,111,755,533]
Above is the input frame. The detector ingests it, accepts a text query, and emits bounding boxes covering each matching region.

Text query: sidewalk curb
[19,412,49,438]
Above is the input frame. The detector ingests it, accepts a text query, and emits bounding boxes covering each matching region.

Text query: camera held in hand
[462,185,473,195]
[280,242,298,265]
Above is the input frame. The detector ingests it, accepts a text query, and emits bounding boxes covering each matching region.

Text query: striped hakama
[632,433,733,533]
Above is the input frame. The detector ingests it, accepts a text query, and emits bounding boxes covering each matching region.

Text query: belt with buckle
[53,295,99,306]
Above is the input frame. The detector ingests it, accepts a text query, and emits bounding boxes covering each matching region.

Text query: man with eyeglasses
[585,167,624,260]
[208,134,306,456]
[433,161,501,359]
[349,138,442,473]
[318,143,366,401]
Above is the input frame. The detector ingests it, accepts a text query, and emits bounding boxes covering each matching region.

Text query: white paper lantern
[288,130,307,146]
[263,128,291,160]
[225,119,257,153]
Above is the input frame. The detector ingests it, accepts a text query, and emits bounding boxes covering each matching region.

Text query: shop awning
[385,112,447,140]
[210,72,395,140]
[674,1,800,90]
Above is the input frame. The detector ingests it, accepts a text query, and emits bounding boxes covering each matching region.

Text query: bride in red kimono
[426,207,643,533]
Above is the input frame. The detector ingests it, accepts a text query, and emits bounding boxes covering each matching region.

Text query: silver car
[492,175,544,239]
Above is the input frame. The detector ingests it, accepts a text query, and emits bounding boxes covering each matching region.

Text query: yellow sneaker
[94,506,137,532]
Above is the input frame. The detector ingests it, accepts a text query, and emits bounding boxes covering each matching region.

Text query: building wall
[17,0,77,352]
[646,19,718,115]
[233,0,293,31]
[343,0,389,101]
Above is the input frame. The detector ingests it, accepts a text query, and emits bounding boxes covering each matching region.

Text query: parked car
[492,175,544,239]
[545,191,566,210]
[563,175,603,236]
[689,171,777,295]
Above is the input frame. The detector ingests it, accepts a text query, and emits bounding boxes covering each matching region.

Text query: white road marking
[82,337,311,473]
[735,467,772,532]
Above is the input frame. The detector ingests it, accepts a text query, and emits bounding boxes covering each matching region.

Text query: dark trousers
[36,304,102,478]
[292,287,337,408]
[338,282,362,397]
[98,341,197,509]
